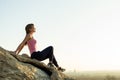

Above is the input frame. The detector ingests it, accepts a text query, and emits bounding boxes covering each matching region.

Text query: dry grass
[65,71,120,80]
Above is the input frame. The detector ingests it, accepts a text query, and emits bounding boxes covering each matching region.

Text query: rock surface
[0,47,73,80]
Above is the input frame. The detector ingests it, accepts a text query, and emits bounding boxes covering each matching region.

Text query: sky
[0,0,120,71]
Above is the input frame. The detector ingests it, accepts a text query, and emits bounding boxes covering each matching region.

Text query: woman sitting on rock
[15,23,65,72]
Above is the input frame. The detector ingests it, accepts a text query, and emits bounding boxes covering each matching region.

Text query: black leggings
[31,46,59,67]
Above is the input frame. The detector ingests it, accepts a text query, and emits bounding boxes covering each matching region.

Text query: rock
[0,47,73,80]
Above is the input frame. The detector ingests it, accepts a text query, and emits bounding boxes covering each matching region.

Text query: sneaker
[47,62,54,67]
[57,67,65,72]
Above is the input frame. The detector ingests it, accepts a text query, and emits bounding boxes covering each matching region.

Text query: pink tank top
[27,38,37,54]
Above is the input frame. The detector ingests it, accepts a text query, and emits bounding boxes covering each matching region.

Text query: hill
[0,47,73,80]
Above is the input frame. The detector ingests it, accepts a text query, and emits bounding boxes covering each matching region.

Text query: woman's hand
[8,51,17,55]
[14,51,17,54]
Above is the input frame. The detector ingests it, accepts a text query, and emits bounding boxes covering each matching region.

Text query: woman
[15,23,65,72]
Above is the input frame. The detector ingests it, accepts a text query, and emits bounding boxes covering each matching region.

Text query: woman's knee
[48,46,54,50]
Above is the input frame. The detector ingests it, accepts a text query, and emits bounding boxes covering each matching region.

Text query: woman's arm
[15,34,30,55]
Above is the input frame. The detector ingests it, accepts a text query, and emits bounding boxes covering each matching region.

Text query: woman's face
[30,26,36,33]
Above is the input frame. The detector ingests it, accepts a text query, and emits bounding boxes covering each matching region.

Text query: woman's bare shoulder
[25,34,31,40]
[26,34,33,39]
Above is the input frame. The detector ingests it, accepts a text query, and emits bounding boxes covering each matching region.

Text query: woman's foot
[57,67,65,72]
[47,62,54,67]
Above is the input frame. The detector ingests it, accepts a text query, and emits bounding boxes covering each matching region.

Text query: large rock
[0,47,73,80]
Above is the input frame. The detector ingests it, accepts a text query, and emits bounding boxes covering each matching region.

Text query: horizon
[1,0,120,71]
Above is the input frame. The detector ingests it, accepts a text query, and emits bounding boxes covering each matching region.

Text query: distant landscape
[65,71,120,80]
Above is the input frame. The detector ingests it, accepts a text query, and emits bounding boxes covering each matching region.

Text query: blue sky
[1,0,120,71]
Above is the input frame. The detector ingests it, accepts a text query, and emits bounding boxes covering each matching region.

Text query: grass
[65,71,120,80]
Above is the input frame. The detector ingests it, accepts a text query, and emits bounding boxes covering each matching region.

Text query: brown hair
[25,23,34,34]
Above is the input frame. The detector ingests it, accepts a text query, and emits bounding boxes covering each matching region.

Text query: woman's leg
[40,46,59,67]
[31,46,59,67]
